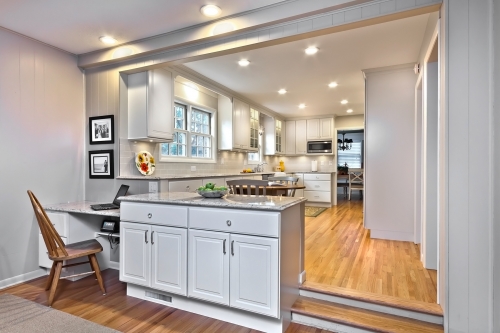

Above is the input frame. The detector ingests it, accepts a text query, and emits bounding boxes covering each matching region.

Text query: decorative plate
[136,151,155,176]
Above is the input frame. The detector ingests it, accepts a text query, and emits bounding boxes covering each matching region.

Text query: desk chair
[27,191,106,306]
[227,179,268,196]
[348,169,364,200]
[268,176,299,197]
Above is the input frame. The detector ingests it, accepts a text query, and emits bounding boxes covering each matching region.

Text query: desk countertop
[44,201,120,217]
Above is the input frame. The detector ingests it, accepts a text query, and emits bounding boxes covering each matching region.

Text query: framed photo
[89,115,114,145]
[89,150,114,179]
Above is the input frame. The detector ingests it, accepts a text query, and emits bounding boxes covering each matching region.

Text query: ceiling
[185,14,431,118]
[0,0,285,54]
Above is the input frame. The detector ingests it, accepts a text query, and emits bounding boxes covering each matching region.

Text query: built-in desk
[41,202,121,278]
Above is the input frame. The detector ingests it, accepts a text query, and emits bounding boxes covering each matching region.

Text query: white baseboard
[299,271,307,284]
[369,229,414,242]
[0,268,47,291]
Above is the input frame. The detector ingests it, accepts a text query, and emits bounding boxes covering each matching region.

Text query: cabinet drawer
[304,173,331,181]
[43,212,68,237]
[189,208,279,237]
[304,180,331,191]
[121,202,188,227]
[304,191,331,203]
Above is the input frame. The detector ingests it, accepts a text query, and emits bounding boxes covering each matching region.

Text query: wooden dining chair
[348,168,364,200]
[268,176,299,197]
[27,190,106,306]
[226,179,268,196]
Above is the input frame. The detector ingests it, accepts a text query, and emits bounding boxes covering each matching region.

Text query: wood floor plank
[305,196,438,303]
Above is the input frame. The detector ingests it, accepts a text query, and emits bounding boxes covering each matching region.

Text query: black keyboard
[90,203,119,211]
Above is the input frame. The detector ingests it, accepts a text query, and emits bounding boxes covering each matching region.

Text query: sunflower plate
[136,151,156,176]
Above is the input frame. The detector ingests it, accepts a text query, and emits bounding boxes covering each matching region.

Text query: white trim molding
[0,268,47,291]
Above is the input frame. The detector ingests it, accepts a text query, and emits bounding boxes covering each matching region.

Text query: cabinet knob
[148,213,152,219]
[226,220,232,226]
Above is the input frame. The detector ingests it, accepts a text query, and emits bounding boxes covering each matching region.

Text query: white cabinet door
[148,68,174,139]
[306,119,320,139]
[320,118,333,139]
[188,229,230,305]
[168,179,203,192]
[230,234,279,318]
[296,120,307,154]
[120,222,151,287]
[285,121,296,154]
[233,98,250,149]
[151,226,187,296]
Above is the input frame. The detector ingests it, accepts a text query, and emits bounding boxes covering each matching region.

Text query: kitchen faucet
[253,162,267,173]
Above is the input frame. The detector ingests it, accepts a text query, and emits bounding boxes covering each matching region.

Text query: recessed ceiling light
[299,103,306,109]
[99,36,117,45]
[305,46,319,55]
[238,59,250,67]
[346,109,353,113]
[328,82,338,88]
[341,99,348,104]
[200,4,221,17]
[278,89,287,95]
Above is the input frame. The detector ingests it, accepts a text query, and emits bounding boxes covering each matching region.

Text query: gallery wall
[0,28,84,286]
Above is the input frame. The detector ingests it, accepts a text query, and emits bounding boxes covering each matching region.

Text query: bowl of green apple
[196,183,229,198]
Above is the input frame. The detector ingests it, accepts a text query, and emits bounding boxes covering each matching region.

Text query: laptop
[90,185,130,211]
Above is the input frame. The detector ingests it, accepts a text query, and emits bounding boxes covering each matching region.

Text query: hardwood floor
[305,195,438,303]
[0,270,329,333]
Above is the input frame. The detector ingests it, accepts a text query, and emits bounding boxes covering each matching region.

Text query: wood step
[292,296,444,333]
[301,281,443,317]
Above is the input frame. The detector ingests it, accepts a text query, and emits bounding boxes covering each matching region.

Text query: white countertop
[44,201,120,217]
[120,192,307,211]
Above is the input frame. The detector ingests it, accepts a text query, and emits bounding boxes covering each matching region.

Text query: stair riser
[293,313,376,333]
[300,290,443,325]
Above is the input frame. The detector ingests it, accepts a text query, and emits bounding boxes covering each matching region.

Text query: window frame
[159,98,217,164]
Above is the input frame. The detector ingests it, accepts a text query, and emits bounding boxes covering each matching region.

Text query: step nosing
[300,285,443,317]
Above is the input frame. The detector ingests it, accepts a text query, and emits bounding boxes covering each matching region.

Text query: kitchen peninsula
[119,192,306,333]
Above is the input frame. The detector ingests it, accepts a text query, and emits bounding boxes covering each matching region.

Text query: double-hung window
[161,102,215,162]
[337,141,362,168]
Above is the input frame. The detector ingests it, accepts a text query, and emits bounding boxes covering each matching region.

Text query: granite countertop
[44,201,120,217]
[120,192,307,211]
[117,172,274,180]
[285,171,336,174]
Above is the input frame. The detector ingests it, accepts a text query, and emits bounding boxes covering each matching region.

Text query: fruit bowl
[196,189,228,198]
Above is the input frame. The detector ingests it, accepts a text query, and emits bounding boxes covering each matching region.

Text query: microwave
[307,140,333,154]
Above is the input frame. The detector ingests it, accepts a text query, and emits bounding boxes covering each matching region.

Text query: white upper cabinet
[264,116,285,155]
[218,96,256,151]
[295,120,307,154]
[320,118,333,139]
[306,119,320,140]
[285,121,296,155]
[128,68,174,142]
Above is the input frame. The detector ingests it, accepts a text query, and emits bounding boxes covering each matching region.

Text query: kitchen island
[119,192,306,333]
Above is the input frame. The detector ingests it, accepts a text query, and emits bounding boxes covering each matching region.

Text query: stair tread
[301,281,443,316]
[292,296,444,333]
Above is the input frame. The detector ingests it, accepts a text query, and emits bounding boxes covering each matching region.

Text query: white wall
[364,65,417,242]
[444,1,494,331]
[0,28,84,285]
[335,115,364,129]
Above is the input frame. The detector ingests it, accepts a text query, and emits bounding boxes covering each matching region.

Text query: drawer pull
[223,239,226,254]
[231,240,234,256]
[148,213,152,219]
[226,220,232,226]
[151,231,154,245]
[145,230,148,244]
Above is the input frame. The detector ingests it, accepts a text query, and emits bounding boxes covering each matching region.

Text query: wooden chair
[268,176,299,197]
[226,179,268,196]
[348,168,364,200]
[27,191,106,306]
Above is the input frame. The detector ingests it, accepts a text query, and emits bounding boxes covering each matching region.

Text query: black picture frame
[89,115,114,145]
[89,150,114,179]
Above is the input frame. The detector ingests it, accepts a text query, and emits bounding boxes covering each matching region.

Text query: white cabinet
[168,179,202,192]
[233,98,251,150]
[218,96,255,151]
[320,118,333,139]
[188,229,230,305]
[285,121,296,155]
[303,173,333,204]
[120,222,187,296]
[128,68,174,142]
[230,234,279,317]
[306,119,320,139]
[296,120,307,154]
[264,117,285,155]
